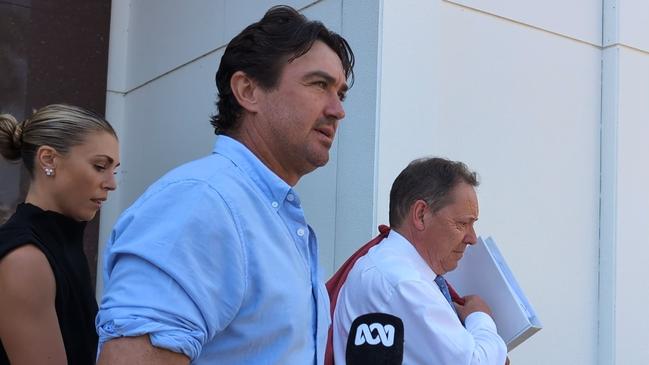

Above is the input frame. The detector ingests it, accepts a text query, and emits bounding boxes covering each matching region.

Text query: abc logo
[346,313,404,364]
[354,322,396,347]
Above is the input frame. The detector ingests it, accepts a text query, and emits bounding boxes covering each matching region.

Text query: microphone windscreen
[345,313,404,365]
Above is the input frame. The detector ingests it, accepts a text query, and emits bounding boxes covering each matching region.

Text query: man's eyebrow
[458,215,478,222]
[304,70,349,92]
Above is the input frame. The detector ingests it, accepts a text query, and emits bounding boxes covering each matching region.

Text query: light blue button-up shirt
[96,136,330,364]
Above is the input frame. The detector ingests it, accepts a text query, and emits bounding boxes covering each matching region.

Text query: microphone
[345,313,404,365]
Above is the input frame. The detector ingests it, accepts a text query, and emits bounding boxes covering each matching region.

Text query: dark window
[0,0,112,285]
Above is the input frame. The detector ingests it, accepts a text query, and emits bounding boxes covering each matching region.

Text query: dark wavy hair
[210,5,355,135]
[389,157,479,228]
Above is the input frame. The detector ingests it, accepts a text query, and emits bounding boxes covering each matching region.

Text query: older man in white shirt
[331,157,507,365]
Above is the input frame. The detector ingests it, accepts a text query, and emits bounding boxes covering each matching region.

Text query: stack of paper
[445,236,542,351]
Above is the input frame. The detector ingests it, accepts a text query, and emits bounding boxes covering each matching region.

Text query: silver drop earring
[44,167,55,176]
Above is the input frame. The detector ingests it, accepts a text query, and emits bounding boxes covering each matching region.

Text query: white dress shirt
[332,230,507,365]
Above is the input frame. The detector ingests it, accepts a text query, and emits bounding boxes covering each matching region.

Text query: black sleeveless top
[0,203,98,364]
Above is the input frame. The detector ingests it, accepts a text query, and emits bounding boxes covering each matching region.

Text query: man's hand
[454,294,492,322]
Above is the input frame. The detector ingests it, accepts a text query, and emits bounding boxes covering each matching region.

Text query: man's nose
[325,93,345,120]
[465,225,478,245]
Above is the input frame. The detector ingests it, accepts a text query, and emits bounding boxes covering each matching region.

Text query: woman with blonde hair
[0,104,119,364]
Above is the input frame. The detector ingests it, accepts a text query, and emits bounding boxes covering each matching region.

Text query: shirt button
[297,228,305,237]
[271,201,279,208]
[287,194,295,202]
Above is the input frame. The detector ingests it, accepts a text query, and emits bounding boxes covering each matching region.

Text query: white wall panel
[125,0,323,91]
[119,50,220,209]
[445,0,601,45]
[126,0,226,91]
[376,0,439,223]
[223,0,315,43]
[617,0,649,52]
[613,47,649,365]
[437,8,601,363]
[599,45,618,365]
[301,0,340,31]
[378,2,600,364]
[328,0,383,273]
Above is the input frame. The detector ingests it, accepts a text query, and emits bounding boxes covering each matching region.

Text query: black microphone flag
[346,313,404,365]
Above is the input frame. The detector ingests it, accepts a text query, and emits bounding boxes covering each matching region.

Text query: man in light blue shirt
[96,6,354,364]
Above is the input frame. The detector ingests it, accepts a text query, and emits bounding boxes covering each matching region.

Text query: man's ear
[36,145,58,170]
[230,70,262,113]
[410,200,429,231]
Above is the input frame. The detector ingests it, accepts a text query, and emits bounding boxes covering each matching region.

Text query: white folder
[445,236,542,351]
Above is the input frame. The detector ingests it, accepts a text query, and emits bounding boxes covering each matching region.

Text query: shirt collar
[383,229,440,282]
[213,135,292,210]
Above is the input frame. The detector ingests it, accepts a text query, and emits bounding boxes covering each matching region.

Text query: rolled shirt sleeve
[96,180,246,361]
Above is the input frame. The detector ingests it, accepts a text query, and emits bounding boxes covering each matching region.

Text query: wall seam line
[443,0,603,49]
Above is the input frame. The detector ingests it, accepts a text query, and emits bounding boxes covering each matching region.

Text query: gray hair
[0,104,116,175]
[389,157,479,227]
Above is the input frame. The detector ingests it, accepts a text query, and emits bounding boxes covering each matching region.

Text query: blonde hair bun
[0,114,23,161]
